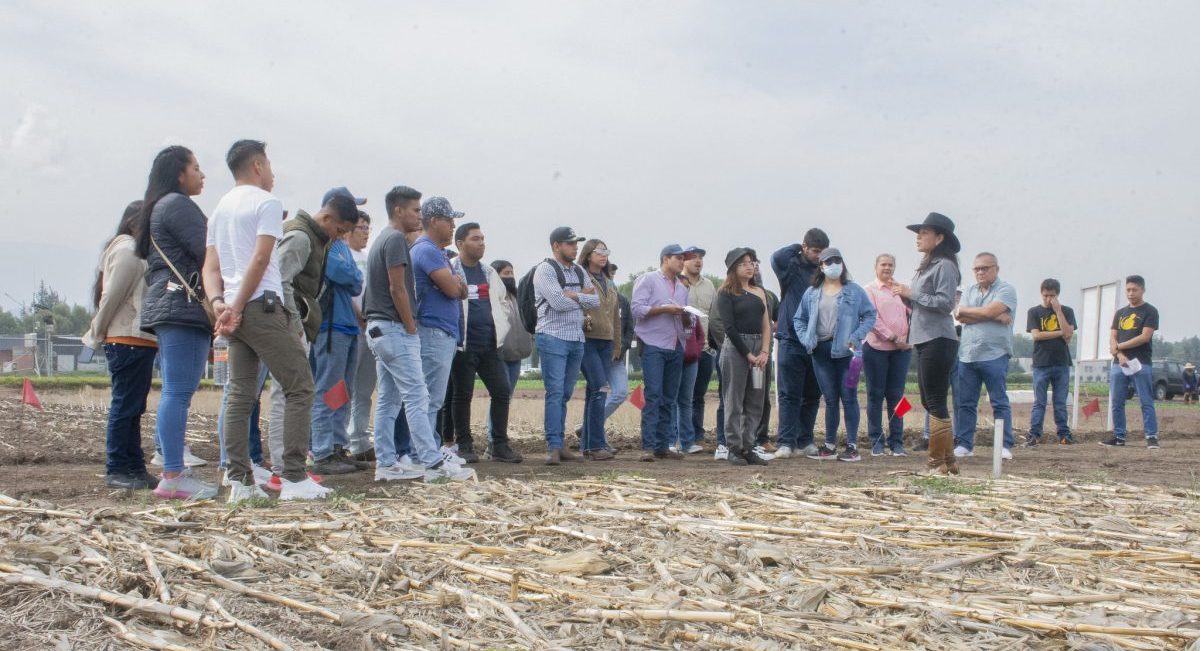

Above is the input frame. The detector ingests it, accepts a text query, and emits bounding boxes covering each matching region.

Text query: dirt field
[1,386,1198,649]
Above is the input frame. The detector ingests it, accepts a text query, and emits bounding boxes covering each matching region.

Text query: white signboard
[1077,282,1121,361]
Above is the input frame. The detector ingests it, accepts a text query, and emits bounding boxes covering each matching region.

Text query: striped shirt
[533,258,598,342]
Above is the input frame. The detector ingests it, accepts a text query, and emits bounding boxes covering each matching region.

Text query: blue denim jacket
[793,282,877,358]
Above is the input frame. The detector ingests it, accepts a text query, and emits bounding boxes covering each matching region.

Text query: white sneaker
[752,445,775,461]
[183,445,207,467]
[685,444,704,454]
[227,480,268,504]
[252,465,273,485]
[375,462,423,481]
[424,463,477,482]
[1000,447,1013,460]
[668,445,680,454]
[279,477,332,501]
[953,446,973,458]
[798,443,820,457]
[441,449,466,467]
[774,445,793,459]
[713,445,729,461]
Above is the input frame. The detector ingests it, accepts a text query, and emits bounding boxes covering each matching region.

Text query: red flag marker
[892,395,912,419]
[322,379,349,411]
[1081,398,1101,418]
[629,385,645,410]
[21,378,42,411]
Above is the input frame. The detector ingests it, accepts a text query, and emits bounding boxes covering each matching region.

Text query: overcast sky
[2,2,1197,340]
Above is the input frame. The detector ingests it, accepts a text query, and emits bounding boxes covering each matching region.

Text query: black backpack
[516,258,586,334]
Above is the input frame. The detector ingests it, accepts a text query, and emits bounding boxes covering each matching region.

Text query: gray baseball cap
[421,197,463,221]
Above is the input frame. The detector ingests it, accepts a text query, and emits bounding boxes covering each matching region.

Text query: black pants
[691,350,715,440]
[450,348,513,449]
[915,337,958,419]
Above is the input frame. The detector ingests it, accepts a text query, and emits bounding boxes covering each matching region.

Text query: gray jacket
[908,257,960,345]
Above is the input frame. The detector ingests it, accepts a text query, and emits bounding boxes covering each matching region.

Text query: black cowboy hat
[724,247,758,271]
[906,212,960,253]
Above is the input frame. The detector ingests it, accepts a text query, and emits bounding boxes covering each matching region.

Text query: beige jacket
[83,235,156,348]
[583,274,622,351]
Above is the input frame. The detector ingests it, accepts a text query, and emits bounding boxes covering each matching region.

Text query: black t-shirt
[1111,303,1159,364]
[462,263,495,352]
[1026,305,1076,367]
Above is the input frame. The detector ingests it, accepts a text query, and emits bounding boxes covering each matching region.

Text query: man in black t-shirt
[1102,275,1160,449]
[1026,279,1077,446]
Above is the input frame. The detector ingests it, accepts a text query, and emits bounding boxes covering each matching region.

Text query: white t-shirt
[207,184,285,303]
[350,245,368,310]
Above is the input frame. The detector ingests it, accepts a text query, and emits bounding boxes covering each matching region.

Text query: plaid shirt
[533,259,597,342]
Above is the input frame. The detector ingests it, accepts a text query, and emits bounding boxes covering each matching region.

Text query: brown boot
[932,416,960,475]
[546,449,562,466]
[558,447,578,462]
[926,416,951,475]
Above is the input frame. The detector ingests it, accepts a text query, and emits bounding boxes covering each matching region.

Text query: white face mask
[823,262,843,278]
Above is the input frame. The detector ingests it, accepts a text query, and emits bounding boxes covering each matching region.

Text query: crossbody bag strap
[151,236,203,305]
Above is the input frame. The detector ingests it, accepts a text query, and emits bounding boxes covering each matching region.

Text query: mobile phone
[369,326,383,339]
[263,290,277,313]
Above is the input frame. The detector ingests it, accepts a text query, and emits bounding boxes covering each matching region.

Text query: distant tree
[0,308,20,335]
[1011,334,1034,358]
[616,266,656,300]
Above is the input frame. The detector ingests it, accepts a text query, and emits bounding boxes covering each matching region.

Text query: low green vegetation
[909,476,988,495]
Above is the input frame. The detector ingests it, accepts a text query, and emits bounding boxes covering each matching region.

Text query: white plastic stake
[992,421,1003,479]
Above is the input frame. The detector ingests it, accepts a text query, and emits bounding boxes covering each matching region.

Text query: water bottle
[213,336,229,386]
[751,366,764,390]
[844,347,863,390]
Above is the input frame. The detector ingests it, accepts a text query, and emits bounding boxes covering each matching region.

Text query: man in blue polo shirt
[410,197,473,477]
[954,252,1018,459]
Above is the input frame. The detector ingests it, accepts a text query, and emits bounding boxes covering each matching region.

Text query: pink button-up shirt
[865,280,910,351]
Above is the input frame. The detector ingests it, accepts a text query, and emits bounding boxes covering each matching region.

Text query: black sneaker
[311,455,360,475]
[1099,437,1126,447]
[352,449,376,463]
[488,442,524,464]
[457,447,480,464]
[334,447,370,470]
[1024,436,1040,448]
[744,451,769,466]
[1057,435,1076,445]
[913,438,929,452]
[105,473,137,489]
[129,470,160,490]
[728,454,748,466]
[1146,436,1160,449]
[837,445,861,462]
[807,444,836,460]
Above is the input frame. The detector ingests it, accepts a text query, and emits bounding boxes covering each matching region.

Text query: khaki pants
[226,300,313,483]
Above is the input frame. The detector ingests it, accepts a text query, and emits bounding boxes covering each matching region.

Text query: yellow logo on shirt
[1040,313,1059,332]
[1118,312,1139,331]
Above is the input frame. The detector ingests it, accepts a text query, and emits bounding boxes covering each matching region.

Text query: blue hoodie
[320,239,364,336]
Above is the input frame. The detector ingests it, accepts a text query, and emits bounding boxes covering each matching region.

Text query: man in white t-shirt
[202,139,331,502]
[346,212,376,459]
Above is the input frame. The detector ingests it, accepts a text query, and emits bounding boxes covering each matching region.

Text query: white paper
[683,305,706,318]
[1120,358,1142,376]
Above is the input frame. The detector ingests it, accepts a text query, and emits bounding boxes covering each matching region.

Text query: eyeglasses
[354,224,370,232]
[972,265,996,273]
[593,248,610,256]
[737,260,759,268]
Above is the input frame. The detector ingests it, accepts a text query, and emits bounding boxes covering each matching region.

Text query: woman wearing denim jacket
[793,248,876,462]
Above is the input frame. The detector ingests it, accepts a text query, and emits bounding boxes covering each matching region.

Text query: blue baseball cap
[660,244,684,258]
[421,196,464,222]
[322,186,367,206]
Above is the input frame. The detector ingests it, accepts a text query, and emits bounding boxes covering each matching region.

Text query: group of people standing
[84,142,1164,503]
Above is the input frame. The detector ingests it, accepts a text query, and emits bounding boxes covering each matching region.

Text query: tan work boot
[926,416,950,475]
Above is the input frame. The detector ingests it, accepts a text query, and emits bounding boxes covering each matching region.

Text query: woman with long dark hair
[576,239,621,460]
[83,201,159,490]
[794,248,876,462]
[716,248,772,466]
[135,145,217,500]
[894,213,962,475]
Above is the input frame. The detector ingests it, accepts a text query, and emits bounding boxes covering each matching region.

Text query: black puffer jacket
[141,193,211,334]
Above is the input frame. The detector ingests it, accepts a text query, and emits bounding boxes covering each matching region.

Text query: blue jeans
[640,343,683,451]
[580,338,613,452]
[863,343,912,450]
[309,331,358,461]
[419,326,456,447]
[1030,365,1071,438]
[104,344,156,476]
[537,334,584,450]
[604,358,629,420]
[154,325,211,473]
[487,360,523,440]
[217,362,268,468]
[954,355,1013,450]
[671,360,699,449]
[810,339,860,447]
[775,338,821,448]
[369,320,440,468]
[1110,362,1157,440]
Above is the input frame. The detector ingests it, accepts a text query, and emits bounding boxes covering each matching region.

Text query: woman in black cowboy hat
[893,213,962,475]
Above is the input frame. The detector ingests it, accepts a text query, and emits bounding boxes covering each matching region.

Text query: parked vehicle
[1127,358,1186,401]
